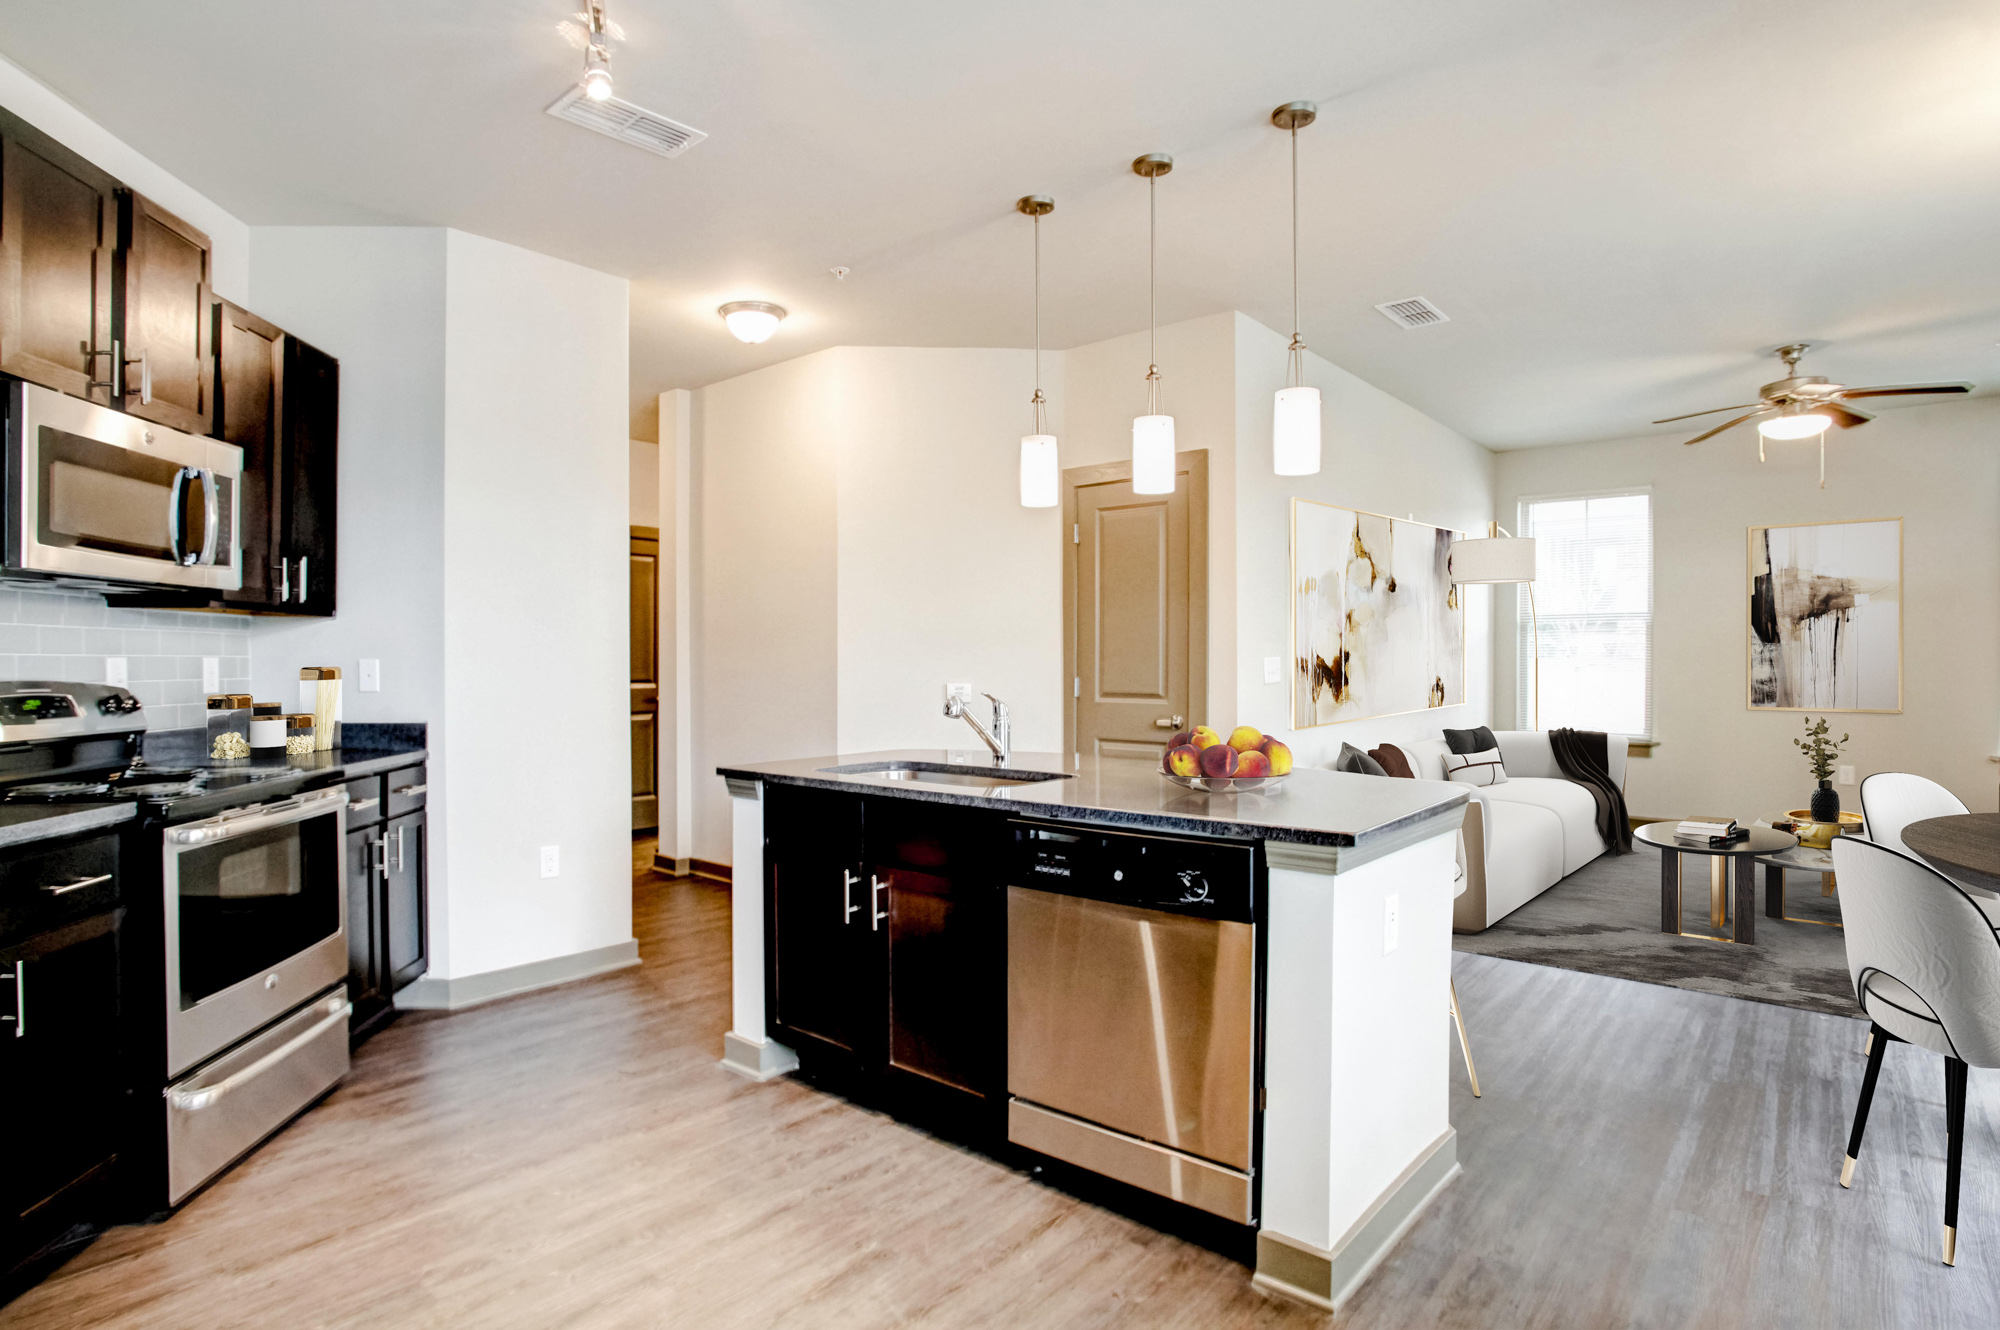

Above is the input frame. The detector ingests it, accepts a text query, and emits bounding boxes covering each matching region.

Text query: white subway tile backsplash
[0,588,249,732]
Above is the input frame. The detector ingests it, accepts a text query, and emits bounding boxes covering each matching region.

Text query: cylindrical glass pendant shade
[1019,434,1059,508]
[1273,385,1321,476]
[1131,415,1176,493]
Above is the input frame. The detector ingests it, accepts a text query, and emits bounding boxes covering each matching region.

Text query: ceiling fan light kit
[1130,153,1177,496]
[1016,195,1059,509]
[1271,101,1322,477]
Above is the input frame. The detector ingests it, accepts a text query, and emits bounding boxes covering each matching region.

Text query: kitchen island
[716,749,1469,1312]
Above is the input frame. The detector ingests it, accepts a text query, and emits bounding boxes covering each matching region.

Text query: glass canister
[249,702,286,751]
[206,694,254,761]
[283,713,317,757]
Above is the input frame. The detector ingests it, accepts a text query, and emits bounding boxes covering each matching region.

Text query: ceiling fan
[1653,343,1972,485]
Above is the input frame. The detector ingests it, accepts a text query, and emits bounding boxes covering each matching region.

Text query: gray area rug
[1451,846,1861,1018]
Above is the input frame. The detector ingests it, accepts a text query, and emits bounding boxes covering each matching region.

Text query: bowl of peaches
[1160,725,1293,794]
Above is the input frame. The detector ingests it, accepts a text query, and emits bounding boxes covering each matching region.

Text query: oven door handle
[167,788,347,845]
[166,997,351,1112]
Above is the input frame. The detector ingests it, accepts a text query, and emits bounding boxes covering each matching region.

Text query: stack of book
[1676,815,1745,844]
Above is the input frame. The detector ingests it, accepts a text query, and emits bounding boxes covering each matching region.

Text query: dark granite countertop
[0,802,136,850]
[716,749,1468,862]
[142,722,426,784]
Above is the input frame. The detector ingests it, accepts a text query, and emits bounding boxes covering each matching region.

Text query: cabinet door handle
[393,825,407,873]
[2,961,22,1038]
[870,874,887,931]
[373,836,388,880]
[393,783,428,797]
[842,870,859,923]
[276,558,290,602]
[295,555,308,603]
[127,347,152,405]
[43,873,112,896]
[348,796,379,812]
[85,341,119,395]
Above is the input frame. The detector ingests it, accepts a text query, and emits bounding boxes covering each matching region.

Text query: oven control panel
[1009,820,1256,922]
[0,682,144,743]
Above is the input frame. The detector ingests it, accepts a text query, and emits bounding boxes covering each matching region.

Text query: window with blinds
[1517,490,1653,738]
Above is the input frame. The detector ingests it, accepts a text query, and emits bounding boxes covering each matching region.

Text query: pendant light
[1016,195,1058,508]
[1131,153,1176,495]
[1271,101,1320,476]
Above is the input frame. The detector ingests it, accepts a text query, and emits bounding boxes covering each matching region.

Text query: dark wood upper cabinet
[0,113,117,404]
[279,334,337,615]
[214,299,281,607]
[117,190,212,435]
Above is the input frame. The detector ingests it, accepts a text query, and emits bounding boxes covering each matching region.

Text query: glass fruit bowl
[1159,770,1289,795]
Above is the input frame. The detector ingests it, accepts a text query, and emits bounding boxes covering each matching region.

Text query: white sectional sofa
[1389,731,1628,932]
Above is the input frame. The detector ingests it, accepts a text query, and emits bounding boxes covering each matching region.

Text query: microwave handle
[197,468,220,566]
[167,467,190,565]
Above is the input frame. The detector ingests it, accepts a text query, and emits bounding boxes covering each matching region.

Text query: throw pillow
[1335,742,1388,777]
[1443,747,1508,787]
[1443,725,1498,756]
[1369,744,1415,779]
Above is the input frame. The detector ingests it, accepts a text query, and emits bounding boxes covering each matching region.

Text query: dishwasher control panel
[1009,820,1255,922]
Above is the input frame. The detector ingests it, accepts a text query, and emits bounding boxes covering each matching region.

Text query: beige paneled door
[631,527,660,831]
[1063,453,1208,766]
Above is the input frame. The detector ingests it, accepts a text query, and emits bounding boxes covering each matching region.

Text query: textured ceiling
[5,1,1999,446]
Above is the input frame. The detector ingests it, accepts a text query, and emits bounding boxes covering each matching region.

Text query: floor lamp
[1449,524,1541,729]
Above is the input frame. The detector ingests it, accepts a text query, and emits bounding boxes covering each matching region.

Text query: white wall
[1494,396,2000,818]
[440,230,631,977]
[0,54,249,303]
[630,441,659,528]
[1233,313,1496,767]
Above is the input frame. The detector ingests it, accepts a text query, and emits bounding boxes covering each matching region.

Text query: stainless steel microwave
[3,379,241,591]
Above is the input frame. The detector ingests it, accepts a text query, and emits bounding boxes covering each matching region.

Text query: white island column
[718,777,799,1080]
[1253,820,1464,1311]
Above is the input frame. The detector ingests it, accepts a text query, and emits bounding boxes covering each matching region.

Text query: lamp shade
[1449,535,1537,584]
[1273,386,1321,476]
[1132,415,1176,494]
[1758,411,1830,440]
[1019,434,1059,508]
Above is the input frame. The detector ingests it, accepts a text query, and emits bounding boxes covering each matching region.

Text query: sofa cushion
[1336,742,1388,776]
[1445,748,1509,787]
[1482,798,1567,923]
[1370,744,1415,779]
[1401,737,1454,783]
[1444,725,1498,755]
[1484,775,1608,876]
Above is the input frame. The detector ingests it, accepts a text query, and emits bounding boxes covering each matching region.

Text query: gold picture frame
[1746,516,1902,713]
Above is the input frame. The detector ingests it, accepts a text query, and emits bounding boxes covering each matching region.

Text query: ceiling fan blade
[1835,382,1973,399]
[1682,408,1772,445]
[1652,402,1762,424]
[1820,401,1874,429]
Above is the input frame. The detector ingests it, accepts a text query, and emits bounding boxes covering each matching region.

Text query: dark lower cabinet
[383,811,425,991]
[765,787,1004,1132]
[346,768,426,1044]
[345,821,389,1037]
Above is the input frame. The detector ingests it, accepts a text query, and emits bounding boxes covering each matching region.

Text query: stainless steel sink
[820,761,1071,788]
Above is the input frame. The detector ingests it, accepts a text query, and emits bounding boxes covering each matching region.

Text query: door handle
[129,348,152,404]
[843,870,859,923]
[85,340,120,395]
[197,468,220,566]
[295,554,308,603]
[276,557,290,601]
[393,825,407,873]
[168,467,190,564]
[392,783,428,797]
[1154,714,1184,729]
[373,836,388,881]
[870,874,888,931]
[43,873,112,896]
[1,961,20,1039]
[167,998,351,1112]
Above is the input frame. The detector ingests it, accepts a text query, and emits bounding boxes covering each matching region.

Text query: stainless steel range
[0,681,350,1208]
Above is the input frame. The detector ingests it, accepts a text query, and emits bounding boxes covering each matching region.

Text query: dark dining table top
[1632,822,1797,857]
[1904,813,2000,893]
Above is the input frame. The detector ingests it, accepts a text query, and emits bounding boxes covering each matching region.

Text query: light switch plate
[1837,765,1855,786]
[1384,892,1400,954]
[201,657,219,693]
[540,845,560,878]
[1263,656,1282,684]
[104,657,127,687]
[359,658,381,693]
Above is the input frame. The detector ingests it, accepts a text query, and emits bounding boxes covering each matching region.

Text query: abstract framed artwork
[1747,517,1902,713]
[1291,499,1464,728]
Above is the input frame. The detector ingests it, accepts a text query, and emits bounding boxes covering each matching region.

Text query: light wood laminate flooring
[3,839,1994,1328]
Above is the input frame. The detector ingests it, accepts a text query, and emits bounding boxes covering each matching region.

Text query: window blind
[1516,491,1652,738]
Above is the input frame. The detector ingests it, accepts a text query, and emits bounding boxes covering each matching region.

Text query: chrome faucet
[945,691,1011,765]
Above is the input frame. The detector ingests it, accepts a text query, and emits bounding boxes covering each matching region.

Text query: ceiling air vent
[1374,297,1450,329]
[545,86,707,159]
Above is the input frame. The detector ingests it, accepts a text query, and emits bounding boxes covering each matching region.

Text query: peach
[1199,743,1238,779]
[1190,726,1223,750]
[1227,725,1265,753]
[1259,739,1293,775]
[1164,745,1201,777]
[1235,751,1271,779]
[1168,729,1195,750]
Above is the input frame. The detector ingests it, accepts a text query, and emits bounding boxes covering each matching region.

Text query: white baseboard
[395,939,640,1012]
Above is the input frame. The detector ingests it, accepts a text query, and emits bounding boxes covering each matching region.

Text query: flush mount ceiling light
[1016,195,1059,509]
[1271,101,1321,477]
[1130,153,1176,496]
[719,301,786,344]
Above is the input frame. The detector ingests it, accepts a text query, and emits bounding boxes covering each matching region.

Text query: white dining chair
[1860,772,1970,857]
[1832,836,2000,1265]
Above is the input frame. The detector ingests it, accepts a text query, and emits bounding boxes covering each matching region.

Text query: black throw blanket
[1549,728,1633,854]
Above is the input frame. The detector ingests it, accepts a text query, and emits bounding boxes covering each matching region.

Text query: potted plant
[1794,716,1850,825]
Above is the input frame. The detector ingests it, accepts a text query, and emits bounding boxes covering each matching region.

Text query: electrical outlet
[1263,656,1281,684]
[201,657,219,693]
[1837,765,1855,786]
[540,845,560,878]
[358,658,381,693]
[104,657,127,687]
[945,682,972,705]
[1383,893,1400,954]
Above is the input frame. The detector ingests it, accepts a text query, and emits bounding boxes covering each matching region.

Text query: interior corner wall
[1494,397,2000,818]
[1060,312,1240,727]
[1231,313,1497,767]
[440,230,631,977]
[630,441,660,527]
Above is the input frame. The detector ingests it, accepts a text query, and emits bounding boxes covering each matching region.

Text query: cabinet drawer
[343,776,384,828]
[385,765,427,820]
[0,833,119,945]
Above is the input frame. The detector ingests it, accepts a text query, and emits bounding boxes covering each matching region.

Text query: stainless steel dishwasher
[1006,819,1259,1222]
